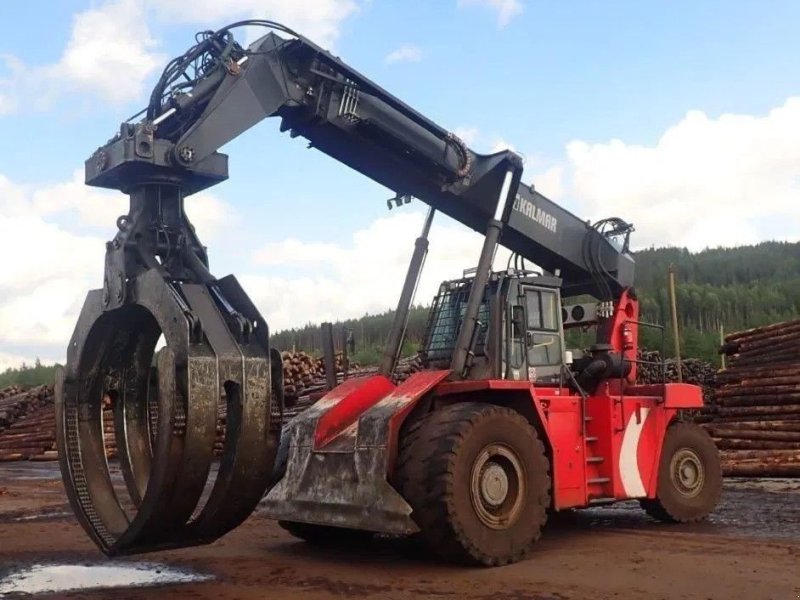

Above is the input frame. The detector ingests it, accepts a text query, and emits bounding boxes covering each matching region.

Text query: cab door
[521,286,564,383]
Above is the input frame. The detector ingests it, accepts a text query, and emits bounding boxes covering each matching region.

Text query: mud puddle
[0,563,212,597]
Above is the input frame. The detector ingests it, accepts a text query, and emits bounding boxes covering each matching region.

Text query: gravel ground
[0,463,798,600]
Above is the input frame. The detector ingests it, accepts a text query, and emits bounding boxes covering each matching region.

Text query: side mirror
[346,330,355,354]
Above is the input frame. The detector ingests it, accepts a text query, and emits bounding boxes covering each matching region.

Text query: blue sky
[0,0,799,368]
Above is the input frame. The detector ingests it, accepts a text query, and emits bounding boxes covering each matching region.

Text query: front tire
[395,403,551,566]
[640,422,722,523]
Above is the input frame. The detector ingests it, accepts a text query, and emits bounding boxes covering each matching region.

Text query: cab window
[525,289,562,366]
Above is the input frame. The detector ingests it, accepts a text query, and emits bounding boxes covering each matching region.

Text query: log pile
[705,319,800,476]
[636,350,716,406]
[393,354,424,384]
[0,386,57,461]
[0,385,51,434]
[281,350,362,403]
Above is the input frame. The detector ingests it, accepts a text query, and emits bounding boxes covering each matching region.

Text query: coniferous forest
[272,241,800,366]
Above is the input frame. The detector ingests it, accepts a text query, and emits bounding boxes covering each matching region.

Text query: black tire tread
[396,402,550,566]
[640,421,722,523]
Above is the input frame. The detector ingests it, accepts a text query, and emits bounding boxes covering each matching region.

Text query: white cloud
[150,0,358,49]
[3,170,232,243]
[532,166,564,200]
[242,211,512,331]
[384,45,423,64]
[458,0,524,28]
[0,214,105,348]
[0,0,163,114]
[0,0,359,116]
[452,128,522,156]
[454,126,479,146]
[490,138,516,153]
[0,170,237,366]
[562,98,800,250]
[0,353,46,373]
[47,0,163,104]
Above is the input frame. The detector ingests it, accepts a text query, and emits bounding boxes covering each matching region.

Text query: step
[587,477,610,485]
[588,496,616,505]
[586,456,604,464]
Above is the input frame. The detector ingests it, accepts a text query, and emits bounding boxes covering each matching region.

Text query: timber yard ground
[0,464,798,600]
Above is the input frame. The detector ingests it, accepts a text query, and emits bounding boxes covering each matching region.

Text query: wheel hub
[480,463,509,506]
[470,444,525,529]
[670,448,705,497]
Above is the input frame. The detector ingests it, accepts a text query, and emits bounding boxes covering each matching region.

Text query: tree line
[3,241,799,385]
[272,241,800,365]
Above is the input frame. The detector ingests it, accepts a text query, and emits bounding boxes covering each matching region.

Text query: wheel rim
[670,448,705,498]
[470,443,525,529]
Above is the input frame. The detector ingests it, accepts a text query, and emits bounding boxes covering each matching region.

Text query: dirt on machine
[55,19,722,566]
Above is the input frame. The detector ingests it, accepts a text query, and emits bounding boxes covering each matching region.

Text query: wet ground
[0,463,798,599]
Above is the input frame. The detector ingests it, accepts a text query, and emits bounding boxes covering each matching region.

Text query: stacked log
[0,385,53,435]
[706,319,800,476]
[281,351,325,401]
[0,386,57,461]
[281,350,362,403]
[636,350,716,408]
[393,354,424,384]
[0,386,121,462]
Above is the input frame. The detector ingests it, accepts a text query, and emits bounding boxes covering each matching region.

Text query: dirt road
[0,464,798,600]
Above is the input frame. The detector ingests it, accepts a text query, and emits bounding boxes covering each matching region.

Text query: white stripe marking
[619,407,650,498]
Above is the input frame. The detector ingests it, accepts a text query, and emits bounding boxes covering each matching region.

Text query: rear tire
[395,403,551,566]
[278,520,374,546]
[640,421,722,523]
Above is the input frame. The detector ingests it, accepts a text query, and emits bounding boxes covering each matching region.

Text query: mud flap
[262,370,450,534]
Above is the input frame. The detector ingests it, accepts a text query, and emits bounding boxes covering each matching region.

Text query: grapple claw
[57,269,279,556]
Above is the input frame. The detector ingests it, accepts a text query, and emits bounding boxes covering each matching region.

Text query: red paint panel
[388,370,451,402]
[436,379,531,395]
[603,289,639,382]
[546,407,585,505]
[313,375,395,449]
[626,384,703,408]
[384,370,452,470]
[662,383,704,408]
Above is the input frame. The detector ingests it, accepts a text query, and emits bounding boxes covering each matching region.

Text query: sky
[0,0,799,370]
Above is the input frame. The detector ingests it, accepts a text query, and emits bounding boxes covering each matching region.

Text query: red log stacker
[56,20,721,566]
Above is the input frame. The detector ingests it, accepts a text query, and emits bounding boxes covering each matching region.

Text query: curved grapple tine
[56,268,279,556]
[112,312,161,508]
[182,276,279,541]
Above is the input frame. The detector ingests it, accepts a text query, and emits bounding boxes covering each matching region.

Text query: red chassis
[262,293,706,530]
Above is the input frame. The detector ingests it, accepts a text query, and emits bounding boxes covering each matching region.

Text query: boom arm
[87,22,633,300]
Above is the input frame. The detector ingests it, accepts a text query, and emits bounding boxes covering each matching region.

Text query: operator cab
[421,270,567,384]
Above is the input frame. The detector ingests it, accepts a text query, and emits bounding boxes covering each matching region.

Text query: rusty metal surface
[262,371,450,534]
